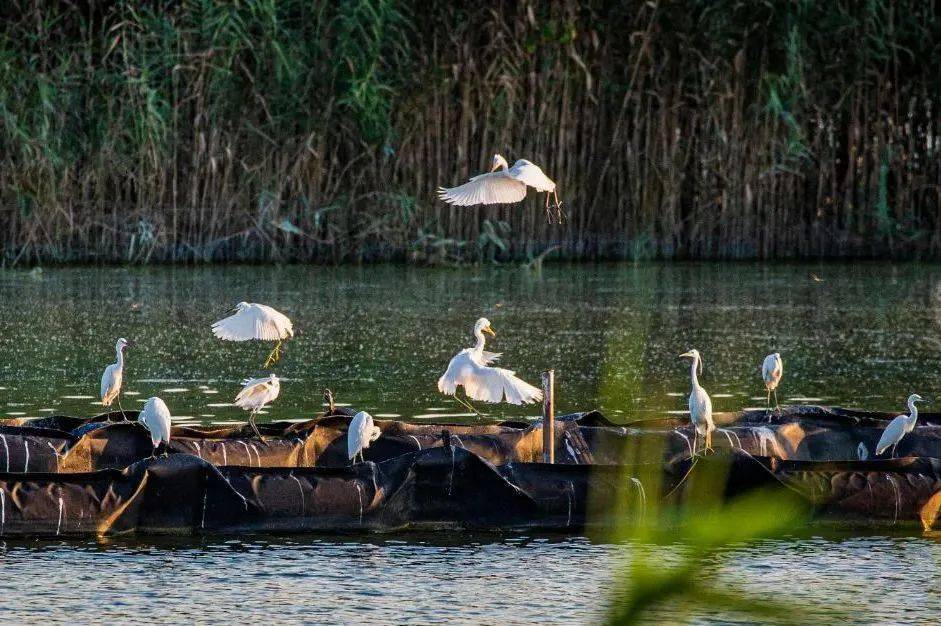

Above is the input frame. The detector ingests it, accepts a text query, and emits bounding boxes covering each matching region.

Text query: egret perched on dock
[438,154,563,222]
[679,349,714,455]
[348,411,381,465]
[438,318,543,416]
[234,374,281,439]
[211,302,293,367]
[138,396,172,456]
[875,394,924,458]
[761,352,784,415]
[100,338,131,419]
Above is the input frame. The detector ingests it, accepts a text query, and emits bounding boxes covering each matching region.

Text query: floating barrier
[0,406,936,536]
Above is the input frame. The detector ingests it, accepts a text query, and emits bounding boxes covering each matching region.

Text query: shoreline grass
[1,0,939,266]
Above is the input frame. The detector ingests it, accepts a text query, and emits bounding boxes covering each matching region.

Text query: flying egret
[348,411,381,465]
[437,318,543,416]
[438,154,564,223]
[761,352,784,415]
[138,396,172,457]
[875,394,924,458]
[679,349,715,455]
[100,338,132,420]
[211,302,294,367]
[234,373,281,439]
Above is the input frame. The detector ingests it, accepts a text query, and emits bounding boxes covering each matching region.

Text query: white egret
[438,154,564,222]
[139,396,172,456]
[875,394,924,458]
[679,349,715,455]
[437,318,543,416]
[234,373,281,439]
[100,338,131,419]
[761,352,784,414]
[211,302,294,367]
[348,411,381,465]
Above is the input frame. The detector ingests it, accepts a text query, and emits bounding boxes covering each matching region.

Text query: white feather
[212,303,293,342]
[762,352,783,390]
[438,154,556,207]
[234,375,281,412]
[100,338,129,406]
[348,411,382,460]
[437,319,542,406]
[139,397,172,447]
[437,171,527,206]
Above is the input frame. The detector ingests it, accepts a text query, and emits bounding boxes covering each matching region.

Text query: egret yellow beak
[679,351,694,358]
[484,326,496,337]
[490,162,499,172]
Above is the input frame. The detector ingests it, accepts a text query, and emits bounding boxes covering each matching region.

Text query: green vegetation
[0,0,939,265]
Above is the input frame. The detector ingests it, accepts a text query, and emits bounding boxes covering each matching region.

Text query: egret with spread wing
[438,154,563,222]
[348,411,381,465]
[437,318,542,416]
[139,396,172,457]
[211,302,293,367]
[234,373,280,439]
[679,349,715,455]
[761,352,783,415]
[100,338,132,419]
[875,393,924,458]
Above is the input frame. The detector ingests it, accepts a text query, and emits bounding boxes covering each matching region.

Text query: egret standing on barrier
[438,318,543,416]
[438,154,564,222]
[211,302,293,367]
[875,393,924,458]
[348,411,381,465]
[139,396,172,457]
[761,352,784,415]
[679,349,715,455]
[100,338,131,419]
[234,374,281,440]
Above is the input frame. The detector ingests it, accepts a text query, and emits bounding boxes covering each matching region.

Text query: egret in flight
[211,302,294,367]
[679,349,714,455]
[234,373,281,439]
[100,338,132,419]
[438,154,563,222]
[139,396,172,457]
[438,318,543,416]
[875,393,924,458]
[348,411,381,465]
[761,352,783,415]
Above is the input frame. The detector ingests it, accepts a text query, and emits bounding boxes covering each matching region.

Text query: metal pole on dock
[542,370,555,464]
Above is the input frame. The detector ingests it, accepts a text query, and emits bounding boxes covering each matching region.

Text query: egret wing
[438,171,527,206]
[875,415,906,455]
[348,412,374,459]
[438,350,475,395]
[211,309,257,341]
[256,304,294,339]
[462,361,543,405]
[508,160,556,192]
[762,354,782,383]
[480,351,502,365]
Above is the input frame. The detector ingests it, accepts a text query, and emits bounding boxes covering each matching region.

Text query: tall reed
[0,0,938,264]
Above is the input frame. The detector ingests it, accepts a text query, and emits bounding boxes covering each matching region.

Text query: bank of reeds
[1,0,939,265]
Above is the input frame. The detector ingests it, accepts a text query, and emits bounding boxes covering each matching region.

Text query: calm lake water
[0,262,939,624]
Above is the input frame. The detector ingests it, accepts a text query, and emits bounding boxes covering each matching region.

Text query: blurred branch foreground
[1,0,939,264]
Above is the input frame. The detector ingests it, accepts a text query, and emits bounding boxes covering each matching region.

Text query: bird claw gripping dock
[0,406,939,537]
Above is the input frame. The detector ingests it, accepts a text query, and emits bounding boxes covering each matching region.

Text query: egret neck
[906,397,919,429]
[473,326,488,353]
[689,354,701,389]
[115,343,125,369]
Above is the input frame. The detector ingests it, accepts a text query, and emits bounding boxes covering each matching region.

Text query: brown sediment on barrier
[0,405,938,473]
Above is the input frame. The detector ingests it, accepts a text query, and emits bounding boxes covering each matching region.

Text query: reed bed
[0,0,939,265]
